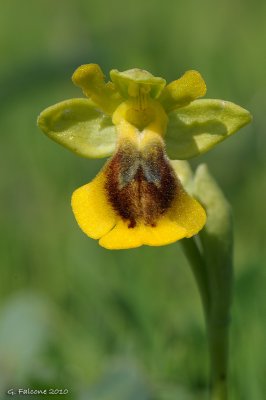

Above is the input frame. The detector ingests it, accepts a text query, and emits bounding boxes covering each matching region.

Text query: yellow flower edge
[71,171,117,239]
[71,169,206,250]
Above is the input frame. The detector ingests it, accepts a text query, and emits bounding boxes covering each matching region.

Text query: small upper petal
[72,64,122,114]
[159,70,206,112]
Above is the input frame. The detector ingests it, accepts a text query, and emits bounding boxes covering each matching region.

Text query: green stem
[181,236,231,400]
[183,164,234,400]
[207,317,230,400]
[202,233,232,400]
[180,238,210,318]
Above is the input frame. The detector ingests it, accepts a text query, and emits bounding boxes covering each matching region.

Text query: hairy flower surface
[38,64,251,249]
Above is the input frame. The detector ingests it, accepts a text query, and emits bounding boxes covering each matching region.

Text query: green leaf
[37,98,117,158]
[165,99,252,159]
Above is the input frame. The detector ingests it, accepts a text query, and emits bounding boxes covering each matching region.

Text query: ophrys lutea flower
[37,64,251,249]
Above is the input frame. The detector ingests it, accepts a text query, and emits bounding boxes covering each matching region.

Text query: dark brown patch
[105,141,179,228]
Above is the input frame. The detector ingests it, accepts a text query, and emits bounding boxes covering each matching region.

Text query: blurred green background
[0,0,265,399]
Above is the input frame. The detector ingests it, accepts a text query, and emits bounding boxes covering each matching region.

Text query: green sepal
[37,98,117,158]
[110,68,166,99]
[165,99,252,159]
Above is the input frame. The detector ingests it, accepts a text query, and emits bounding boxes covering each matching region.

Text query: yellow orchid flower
[37,64,251,249]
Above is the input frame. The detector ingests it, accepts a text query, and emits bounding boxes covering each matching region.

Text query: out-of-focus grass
[0,0,266,399]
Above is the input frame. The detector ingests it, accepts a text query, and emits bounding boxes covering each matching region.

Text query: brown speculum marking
[105,141,178,228]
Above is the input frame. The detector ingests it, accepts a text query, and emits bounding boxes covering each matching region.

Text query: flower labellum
[37,64,252,249]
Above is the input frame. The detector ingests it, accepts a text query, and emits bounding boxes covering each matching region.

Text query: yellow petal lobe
[99,217,187,250]
[71,171,116,239]
[169,188,207,238]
